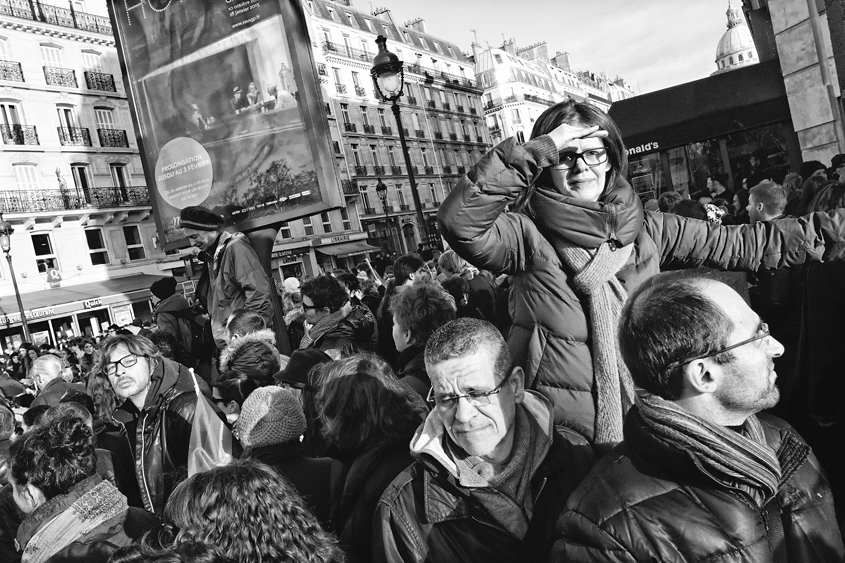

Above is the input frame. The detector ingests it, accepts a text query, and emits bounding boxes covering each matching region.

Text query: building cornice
[0,19,115,47]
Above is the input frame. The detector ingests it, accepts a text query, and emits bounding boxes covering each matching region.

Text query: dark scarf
[636,392,781,506]
[299,307,348,350]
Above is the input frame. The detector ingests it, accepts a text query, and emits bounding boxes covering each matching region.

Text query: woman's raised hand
[546,123,608,152]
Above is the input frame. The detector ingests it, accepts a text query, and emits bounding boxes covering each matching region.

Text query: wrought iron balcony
[470,107,477,115]
[344,122,357,132]
[457,166,466,174]
[0,185,149,213]
[443,165,452,174]
[424,166,434,175]
[374,165,385,175]
[456,105,465,113]
[399,204,410,211]
[415,129,424,138]
[391,166,402,175]
[333,141,341,154]
[84,70,116,92]
[434,132,443,140]
[427,100,436,109]
[322,41,372,63]
[489,125,502,134]
[364,206,377,215]
[355,86,366,97]
[354,165,368,176]
[381,126,392,135]
[406,96,417,106]
[443,103,451,111]
[411,166,419,175]
[44,66,77,88]
[0,0,112,35]
[363,124,375,134]
[0,60,23,82]
[341,179,358,196]
[335,83,347,94]
[449,133,458,141]
[1,124,38,145]
[97,128,129,148]
[402,128,409,136]
[477,135,484,143]
[317,63,327,76]
[57,126,91,147]
[463,134,471,142]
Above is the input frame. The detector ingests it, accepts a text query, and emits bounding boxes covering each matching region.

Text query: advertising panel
[108,0,339,248]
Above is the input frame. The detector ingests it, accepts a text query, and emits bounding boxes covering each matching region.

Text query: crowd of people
[1,99,845,562]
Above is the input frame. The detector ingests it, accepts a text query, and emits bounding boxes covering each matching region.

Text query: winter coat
[218,328,280,386]
[15,475,158,563]
[467,272,497,322]
[439,135,845,442]
[30,378,83,408]
[153,293,193,353]
[113,357,213,515]
[373,392,597,563]
[195,232,276,349]
[551,410,845,562]
[94,418,143,509]
[0,485,21,563]
[246,442,344,532]
[0,372,24,399]
[311,304,378,358]
[395,345,429,399]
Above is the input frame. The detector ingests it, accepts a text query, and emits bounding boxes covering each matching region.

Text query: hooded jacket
[439,136,845,442]
[218,328,280,386]
[551,411,845,562]
[113,357,211,515]
[152,293,193,353]
[373,392,597,563]
[195,231,276,349]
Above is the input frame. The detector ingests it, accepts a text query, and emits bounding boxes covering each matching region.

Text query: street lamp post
[0,213,31,341]
[371,35,430,249]
[375,178,401,254]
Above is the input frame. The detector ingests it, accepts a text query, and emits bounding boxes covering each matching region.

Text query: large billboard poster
[108,0,339,248]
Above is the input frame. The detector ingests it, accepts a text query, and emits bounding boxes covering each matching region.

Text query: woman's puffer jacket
[439,135,845,441]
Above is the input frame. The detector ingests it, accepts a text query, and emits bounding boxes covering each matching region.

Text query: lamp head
[375,178,388,202]
[0,214,11,254]
[371,35,404,101]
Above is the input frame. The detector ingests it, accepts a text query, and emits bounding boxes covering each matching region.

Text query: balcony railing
[333,141,341,154]
[344,122,357,132]
[0,60,23,82]
[0,0,112,35]
[411,166,419,175]
[355,85,366,97]
[363,124,375,134]
[399,204,410,211]
[317,63,327,76]
[402,127,409,136]
[427,100,436,109]
[443,103,451,111]
[97,128,128,148]
[322,41,373,63]
[524,93,555,107]
[424,166,434,175]
[57,126,91,146]
[456,105,465,113]
[504,94,519,103]
[381,126,392,135]
[489,125,502,134]
[443,165,452,174]
[354,165,368,176]
[374,165,385,175]
[449,133,458,141]
[364,206,377,215]
[341,179,358,196]
[463,134,471,141]
[415,129,424,138]
[43,66,77,87]
[477,135,484,143]
[390,166,402,175]
[0,185,149,213]
[470,107,477,115]
[434,132,443,140]
[406,96,417,106]
[84,70,116,92]
[335,83,347,94]
[457,166,466,174]
[1,124,38,145]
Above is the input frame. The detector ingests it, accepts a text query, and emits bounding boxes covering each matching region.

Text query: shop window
[340,207,351,230]
[123,225,146,260]
[31,233,58,273]
[85,229,110,265]
[303,216,314,236]
[279,221,291,239]
[321,212,332,233]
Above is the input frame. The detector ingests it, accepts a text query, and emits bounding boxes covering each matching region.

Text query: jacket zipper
[139,410,153,512]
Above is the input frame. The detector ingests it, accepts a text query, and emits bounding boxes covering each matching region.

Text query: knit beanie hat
[150,277,178,300]
[235,386,306,448]
[179,206,223,231]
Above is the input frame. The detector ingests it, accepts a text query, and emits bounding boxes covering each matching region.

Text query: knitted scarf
[636,392,782,507]
[19,476,128,563]
[299,308,347,350]
[557,239,635,447]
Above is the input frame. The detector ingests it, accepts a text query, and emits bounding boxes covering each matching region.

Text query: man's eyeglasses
[103,354,145,376]
[664,322,770,370]
[553,148,608,170]
[426,369,513,409]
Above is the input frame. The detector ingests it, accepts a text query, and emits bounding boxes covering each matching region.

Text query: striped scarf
[636,392,782,506]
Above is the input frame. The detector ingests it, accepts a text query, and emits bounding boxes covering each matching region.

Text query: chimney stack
[552,51,571,72]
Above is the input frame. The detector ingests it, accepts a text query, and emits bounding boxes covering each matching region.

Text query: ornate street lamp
[0,213,31,341]
[375,178,398,254]
[371,35,430,248]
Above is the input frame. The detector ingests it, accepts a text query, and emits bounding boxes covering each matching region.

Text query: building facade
[0,0,176,349]
[473,39,636,146]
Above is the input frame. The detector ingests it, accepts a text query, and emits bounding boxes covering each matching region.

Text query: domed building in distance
[712,1,759,75]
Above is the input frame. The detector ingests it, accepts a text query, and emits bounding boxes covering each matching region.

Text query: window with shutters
[13,164,39,190]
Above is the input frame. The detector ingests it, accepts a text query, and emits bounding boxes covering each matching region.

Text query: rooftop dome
[713,1,758,75]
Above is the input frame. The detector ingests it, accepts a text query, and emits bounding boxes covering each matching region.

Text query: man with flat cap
[180,206,275,352]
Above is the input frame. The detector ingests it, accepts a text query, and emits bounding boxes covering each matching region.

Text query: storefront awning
[0,274,162,325]
[315,241,380,257]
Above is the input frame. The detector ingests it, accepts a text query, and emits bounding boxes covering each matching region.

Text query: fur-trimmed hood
[219,328,280,382]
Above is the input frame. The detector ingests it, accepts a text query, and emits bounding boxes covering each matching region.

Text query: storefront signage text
[625,142,660,156]
[0,308,56,325]
[272,248,310,259]
[83,298,103,309]
[328,235,350,243]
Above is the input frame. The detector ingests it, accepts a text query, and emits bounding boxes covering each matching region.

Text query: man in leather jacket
[552,273,845,562]
[104,334,212,516]
[299,275,377,359]
[374,319,596,563]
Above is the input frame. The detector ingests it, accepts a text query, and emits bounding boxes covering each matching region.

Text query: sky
[367,0,739,94]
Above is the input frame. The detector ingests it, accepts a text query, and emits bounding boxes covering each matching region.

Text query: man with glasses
[374,318,597,563]
[552,272,844,562]
[103,334,213,515]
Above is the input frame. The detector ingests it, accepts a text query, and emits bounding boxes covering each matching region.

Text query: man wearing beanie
[150,276,193,359]
[236,386,342,530]
[179,205,275,351]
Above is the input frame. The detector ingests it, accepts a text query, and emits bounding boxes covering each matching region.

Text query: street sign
[46,268,62,289]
